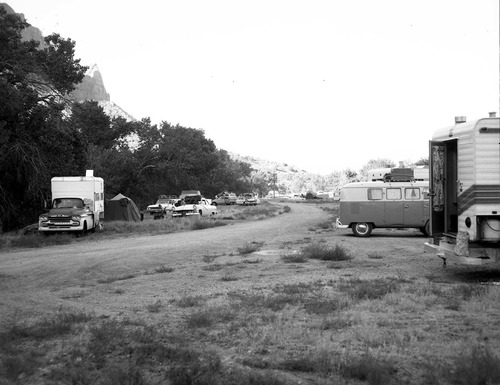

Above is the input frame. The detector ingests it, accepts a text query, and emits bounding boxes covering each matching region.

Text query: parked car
[236,193,259,206]
[147,195,178,219]
[213,191,237,206]
[172,195,218,217]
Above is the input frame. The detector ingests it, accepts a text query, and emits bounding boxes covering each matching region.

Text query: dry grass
[1,270,499,384]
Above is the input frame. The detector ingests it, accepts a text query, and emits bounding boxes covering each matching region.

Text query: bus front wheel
[352,222,373,237]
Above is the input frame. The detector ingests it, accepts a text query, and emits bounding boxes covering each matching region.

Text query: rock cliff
[71,64,110,102]
[2,3,135,122]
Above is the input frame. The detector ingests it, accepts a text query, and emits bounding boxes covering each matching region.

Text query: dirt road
[1,202,498,328]
[0,203,327,323]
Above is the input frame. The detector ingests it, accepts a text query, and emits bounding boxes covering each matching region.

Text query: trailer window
[386,188,402,200]
[405,188,421,200]
[368,188,383,200]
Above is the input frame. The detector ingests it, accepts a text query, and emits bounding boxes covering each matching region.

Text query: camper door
[429,139,458,236]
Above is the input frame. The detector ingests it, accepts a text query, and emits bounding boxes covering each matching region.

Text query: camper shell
[38,172,104,235]
[336,168,430,237]
[424,115,500,264]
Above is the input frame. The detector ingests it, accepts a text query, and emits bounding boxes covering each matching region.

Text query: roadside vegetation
[0,201,286,250]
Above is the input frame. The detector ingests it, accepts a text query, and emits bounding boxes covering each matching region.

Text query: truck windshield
[53,198,84,209]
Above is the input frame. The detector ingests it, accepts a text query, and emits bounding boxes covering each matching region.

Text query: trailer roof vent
[454,116,466,124]
[86,170,94,177]
[489,112,496,118]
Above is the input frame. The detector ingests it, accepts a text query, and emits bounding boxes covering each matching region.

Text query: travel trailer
[424,113,500,264]
[38,171,104,235]
[336,168,429,237]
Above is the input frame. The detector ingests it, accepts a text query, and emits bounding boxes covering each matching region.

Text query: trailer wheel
[420,220,430,236]
[352,222,373,237]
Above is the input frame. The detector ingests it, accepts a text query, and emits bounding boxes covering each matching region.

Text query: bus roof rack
[369,167,429,182]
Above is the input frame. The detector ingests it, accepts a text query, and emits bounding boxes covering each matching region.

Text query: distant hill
[229,153,343,195]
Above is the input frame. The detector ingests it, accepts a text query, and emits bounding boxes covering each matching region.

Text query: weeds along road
[0,202,331,325]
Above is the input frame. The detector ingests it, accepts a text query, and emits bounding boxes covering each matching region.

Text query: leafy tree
[0,7,87,231]
[358,158,396,181]
[414,157,429,166]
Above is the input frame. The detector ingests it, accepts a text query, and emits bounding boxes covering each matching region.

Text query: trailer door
[429,141,445,236]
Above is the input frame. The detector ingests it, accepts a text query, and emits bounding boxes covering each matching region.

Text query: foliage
[0,8,87,231]
[358,158,397,181]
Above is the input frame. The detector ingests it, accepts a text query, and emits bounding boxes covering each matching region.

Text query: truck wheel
[77,222,88,237]
[352,222,373,237]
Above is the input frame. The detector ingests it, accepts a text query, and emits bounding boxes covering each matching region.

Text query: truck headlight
[39,215,48,222]
[71,215,81,221]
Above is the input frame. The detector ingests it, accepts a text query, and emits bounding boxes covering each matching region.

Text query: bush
[301,243,351,261]
[237,241,264,255]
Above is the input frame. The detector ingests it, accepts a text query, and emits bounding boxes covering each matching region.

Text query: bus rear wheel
[352,222,373,237]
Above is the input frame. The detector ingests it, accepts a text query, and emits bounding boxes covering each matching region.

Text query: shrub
[281,253,308,263]
[237,241,264,255]
[302,243,351,261]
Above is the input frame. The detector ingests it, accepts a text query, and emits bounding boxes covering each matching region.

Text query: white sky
[7,0,500,174]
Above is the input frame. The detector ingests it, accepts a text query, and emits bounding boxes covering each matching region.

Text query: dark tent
[105,193,141,221]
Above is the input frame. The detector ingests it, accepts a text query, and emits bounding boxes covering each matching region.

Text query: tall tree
[0,7,87,231]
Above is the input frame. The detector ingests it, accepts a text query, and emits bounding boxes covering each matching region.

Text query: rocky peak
[1,3,46,47]
[71,64,110,102]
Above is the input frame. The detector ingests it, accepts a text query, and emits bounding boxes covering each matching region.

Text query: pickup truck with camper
[38,171,104,236]
[172,193,218,217]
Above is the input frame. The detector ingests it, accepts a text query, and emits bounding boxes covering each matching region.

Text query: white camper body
[39,174,104,234]
[424,115,500,264]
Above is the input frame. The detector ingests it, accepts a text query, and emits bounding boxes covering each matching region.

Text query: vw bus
[336,169,429,237]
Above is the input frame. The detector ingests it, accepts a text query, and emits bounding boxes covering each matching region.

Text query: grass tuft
[237,241,264,255]
[301,243,351,261]
[280,252,308,263]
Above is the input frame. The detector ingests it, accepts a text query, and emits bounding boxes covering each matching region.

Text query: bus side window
[405,188,421,200]
[386,188,402,200]
[368,188,383,200]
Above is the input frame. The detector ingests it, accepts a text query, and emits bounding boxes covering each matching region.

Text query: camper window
[405,188,421,200]
[368,188,383,200]
[386,188,402,200]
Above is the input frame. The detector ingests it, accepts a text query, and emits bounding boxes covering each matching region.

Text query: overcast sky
[8,0,499,174]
